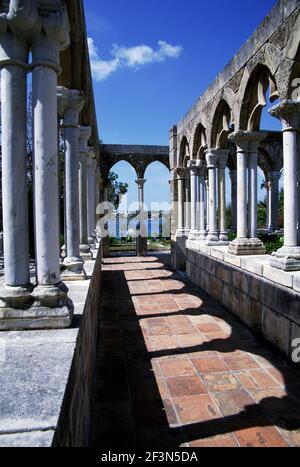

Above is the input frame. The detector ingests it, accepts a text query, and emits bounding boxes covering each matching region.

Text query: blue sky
[84,0,280,207]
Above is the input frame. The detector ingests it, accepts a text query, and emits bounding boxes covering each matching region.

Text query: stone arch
[210,99,233,149]
[178,135,190,168]
[104,157,139,180]
[238,64,279,131]
[191,122,207,160]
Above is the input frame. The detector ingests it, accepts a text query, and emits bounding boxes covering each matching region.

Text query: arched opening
[144,161,171,252]
[239,65,283,249]
[211,100,233,149]
[105,160,138,255]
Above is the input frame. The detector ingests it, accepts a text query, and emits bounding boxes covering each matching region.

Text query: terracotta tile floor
[90,255,300,448]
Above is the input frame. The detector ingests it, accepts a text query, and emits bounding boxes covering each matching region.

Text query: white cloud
[88,37,183,82]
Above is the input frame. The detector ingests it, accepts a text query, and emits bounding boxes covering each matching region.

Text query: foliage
[258,232,283,254]
[107,171,129,210]
[257,201,267,229]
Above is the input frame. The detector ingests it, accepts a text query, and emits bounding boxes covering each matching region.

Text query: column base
[206,232,228,246]
[188,230,198,241]
[0,283,73,330]
[61,256,86,281]
[80,244,93,261]
[270,246,300,271]
[219,231,228,242]
[136,236,147,257]
[228,237,266,256]
[88,236,96,248]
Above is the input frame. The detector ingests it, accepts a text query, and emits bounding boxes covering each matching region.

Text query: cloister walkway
[90,255,300,447]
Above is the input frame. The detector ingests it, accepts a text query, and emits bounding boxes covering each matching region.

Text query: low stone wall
[186,246,300,361]
[0,245,102,447]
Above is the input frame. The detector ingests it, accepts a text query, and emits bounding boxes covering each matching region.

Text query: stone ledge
[0,246,102,447]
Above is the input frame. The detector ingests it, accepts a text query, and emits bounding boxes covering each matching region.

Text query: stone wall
[186,246,300,361]
[53,247,102,447]
[0,246,102,447]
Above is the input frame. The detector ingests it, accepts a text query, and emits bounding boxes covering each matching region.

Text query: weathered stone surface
[223,285,240,316]
[261,306,291,355]
[0,431,54,448]
[263,264,294,288]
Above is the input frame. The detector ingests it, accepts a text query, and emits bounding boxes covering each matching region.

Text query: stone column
[136,178,147,256]
[248,132,267,249]
[228,131,265,255]
[30,5,72,325]
[184,171,191,234]
[230,170,237,231]
[79,126,93,260]
[269,100,300,270]
[57,87,86,281]
[205,178,210,232]
[205,150,219,245]
[188,160,199,240]
[0,8,33,319]
[87,149,97,246]
[268,171,281,232]
[266,180,271,231]
[175,168,185,235]
[218,150,229,243]
[197,162,207,240]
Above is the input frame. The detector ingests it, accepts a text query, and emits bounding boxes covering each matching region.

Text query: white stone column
[218,150,229,243]
[188,160,199,240]
[57,87,86,280]
[197,162,207,240]
[184,171,191,234]
[205,178,210,232]
[0,9,32,315]
[268,171,281,232]
[230,170,237,231]
[205,150,219,245]
[269,100,300,270]
[228,131,265,255]
[30,5,72,324]
[87,150,97,246]
[175,168,185,235]
[136,178,147,256]
[248,132,267,248]
[79,126,93,260]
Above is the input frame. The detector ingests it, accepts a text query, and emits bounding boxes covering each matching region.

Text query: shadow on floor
[89,255,300,448]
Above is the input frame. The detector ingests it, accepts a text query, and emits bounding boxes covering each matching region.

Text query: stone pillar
[269,100,300,270]
[248,133,267,248]
[205,178,210,232]
[184,172,191,234]
[218,150,229,243]
[188,160,199,240]
[230,170,237,231]
[30,4,72,325]
[228,131,266,255]
[268,171,281,232]
[136,178,147,256]
[87,149,97,246]
[79,126,93,260]
[205,150,219,245]
[198,162,207,241]
[0,10,32,317]
[159,211,163,238]
[176,168,185,235]
[57,87,86,281]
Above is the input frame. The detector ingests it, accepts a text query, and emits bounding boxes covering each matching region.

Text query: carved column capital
[205,149,219,169]
[57,87,85,126]
[269,100,300,131]
[229,131,267,153]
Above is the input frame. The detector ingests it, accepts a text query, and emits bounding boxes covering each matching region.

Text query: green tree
[107,171,129,210]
